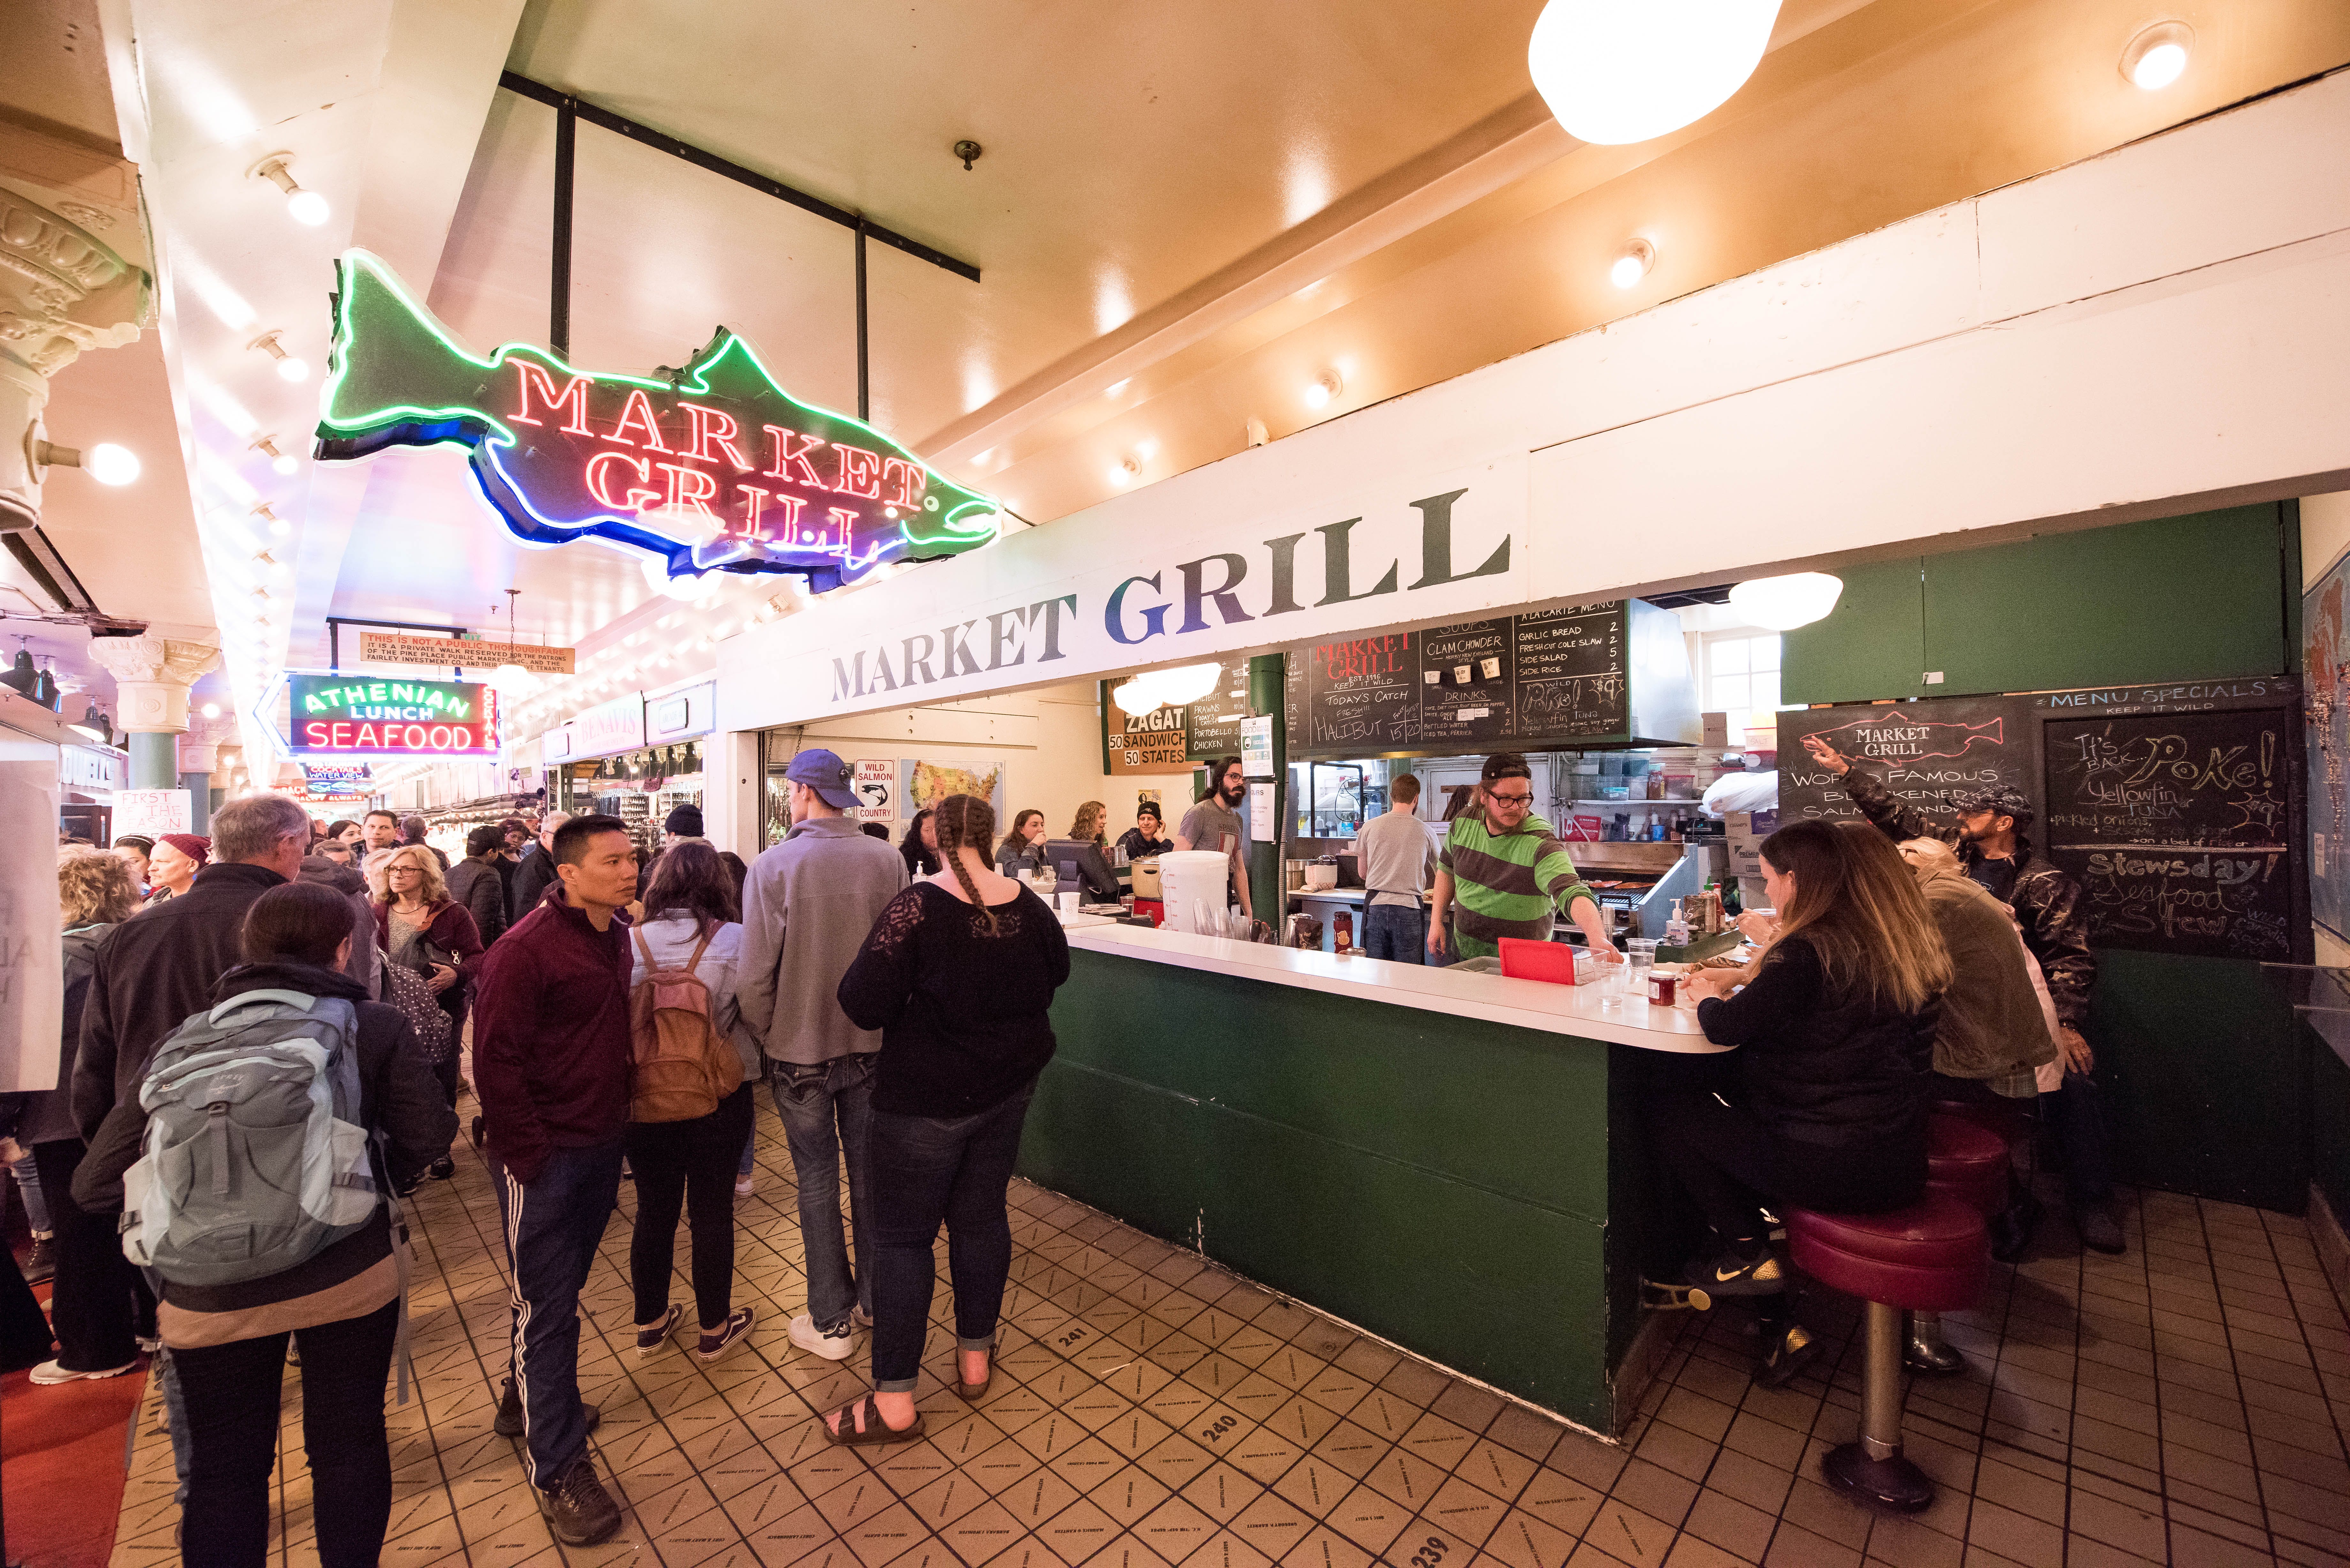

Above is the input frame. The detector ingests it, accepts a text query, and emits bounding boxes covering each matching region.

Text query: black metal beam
[497,72,981,284]
[856,226,869,421]
[551,102,576,359]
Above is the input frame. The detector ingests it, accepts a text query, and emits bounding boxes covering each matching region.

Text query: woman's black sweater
[1694,936,1938,1150]
[837,882,1071,1116]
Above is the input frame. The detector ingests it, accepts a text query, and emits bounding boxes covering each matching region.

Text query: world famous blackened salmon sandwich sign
[312,251,1001,593]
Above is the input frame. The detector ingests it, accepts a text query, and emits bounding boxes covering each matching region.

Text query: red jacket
[370,898,487,980]
[470,895,633,1184]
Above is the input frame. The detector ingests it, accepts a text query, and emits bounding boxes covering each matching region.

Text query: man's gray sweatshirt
[737,813,909,1063]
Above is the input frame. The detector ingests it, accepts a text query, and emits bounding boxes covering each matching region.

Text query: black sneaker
[1755,1323,1819,1388]
[1687,1246,1788,1297]
[495,1378,599,1438]
[536,1454,622,1546]
[428,1156,455,1181]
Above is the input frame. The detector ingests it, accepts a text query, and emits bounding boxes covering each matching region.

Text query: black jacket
[73,961,457,1309]
[72,861,285,1145]
[297,856,380,993]
[1837,763,2097,1027]
[1696,937,1939,1150]
[447,854,509,944]
[511,844,558,918]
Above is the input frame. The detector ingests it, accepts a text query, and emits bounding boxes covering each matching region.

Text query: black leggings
[32,1137,141,1371]
[1650,1090,1923,1242]
[173,1299,400,1568]
[626,1085,754,1329]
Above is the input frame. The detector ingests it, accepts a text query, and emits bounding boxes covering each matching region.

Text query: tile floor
[98,1087,2350,1568]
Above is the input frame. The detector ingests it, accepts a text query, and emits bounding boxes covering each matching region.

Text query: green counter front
[1017,922,1724,1436]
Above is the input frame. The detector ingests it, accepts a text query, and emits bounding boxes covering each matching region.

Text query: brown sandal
[824,1392,925,1447]
[953,1352,992,1402]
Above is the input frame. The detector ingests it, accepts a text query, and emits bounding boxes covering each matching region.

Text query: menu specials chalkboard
[1778,697,2037,828]
[2042,706,2302,960]
[1182,657,1254,761]
[1285,604,1633,755]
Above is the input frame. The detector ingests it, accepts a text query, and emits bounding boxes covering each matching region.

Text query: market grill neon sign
[313,250,1000,592]
[288,674,499,758]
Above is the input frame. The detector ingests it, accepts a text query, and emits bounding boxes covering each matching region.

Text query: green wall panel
[2311,1037,2350,1227]
[2089,951,2307,1211]
[1781,556,1925,705]
[1922,505,2288,696]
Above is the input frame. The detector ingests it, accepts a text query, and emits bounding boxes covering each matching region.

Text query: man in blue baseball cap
[736,748,907,1360]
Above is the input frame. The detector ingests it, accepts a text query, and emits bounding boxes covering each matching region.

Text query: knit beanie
[158,833,211,866]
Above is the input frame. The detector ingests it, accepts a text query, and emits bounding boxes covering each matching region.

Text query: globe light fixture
[1610,238,1656,290]
[1302,370,1343,410]
[2121,21,2193,90]
[1728,571,1845,630]
[1148,662,1224,707]
[1112,678,1163,717]
[250,153,330,225]
[251,331,309,382]
[1528,0,1783,146]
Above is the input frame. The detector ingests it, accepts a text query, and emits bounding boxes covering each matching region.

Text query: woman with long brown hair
[818,794,1070,1444]
[1661,819,1950,1384]
[368,844,486,1119]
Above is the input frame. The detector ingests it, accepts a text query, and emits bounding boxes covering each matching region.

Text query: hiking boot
[536,1453,622,1546]
[495,1378,599,1439]
[21,1234,55,1285]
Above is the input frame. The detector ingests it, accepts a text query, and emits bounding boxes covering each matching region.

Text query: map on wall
[899,759,1007,822]
[2304,553,2350,942]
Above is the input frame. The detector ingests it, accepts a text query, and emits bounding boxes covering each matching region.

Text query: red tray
[1499,938,1583,985]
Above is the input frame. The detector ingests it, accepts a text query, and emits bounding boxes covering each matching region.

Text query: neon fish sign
[313,250,1001,592]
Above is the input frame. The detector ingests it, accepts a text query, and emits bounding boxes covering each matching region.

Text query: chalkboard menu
[1285,604,1634,755]
[1778,697,2038,829]
[1182,657,1254,761]
[2042,707,2301,960]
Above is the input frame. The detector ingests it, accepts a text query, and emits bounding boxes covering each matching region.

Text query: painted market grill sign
[313,250,1001,592]
[286,674,499,759]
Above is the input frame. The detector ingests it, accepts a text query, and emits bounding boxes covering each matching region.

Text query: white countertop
[1064,921,1727,1053]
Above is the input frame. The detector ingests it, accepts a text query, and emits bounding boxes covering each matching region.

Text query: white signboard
[1240,716,1274,779]
[116,788,193,839]
[0,756,61,1091]
[852,759,896,823]
[1247,781,1276,843]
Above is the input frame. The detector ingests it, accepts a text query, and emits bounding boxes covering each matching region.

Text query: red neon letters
[302,720,480,754]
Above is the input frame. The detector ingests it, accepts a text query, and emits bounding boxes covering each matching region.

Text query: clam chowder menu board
[1284,603,1630,755]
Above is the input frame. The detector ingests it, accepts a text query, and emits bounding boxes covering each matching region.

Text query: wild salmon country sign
[314,251,1001,592]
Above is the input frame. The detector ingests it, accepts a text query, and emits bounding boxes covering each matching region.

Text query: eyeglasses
[1487,791,1534,806]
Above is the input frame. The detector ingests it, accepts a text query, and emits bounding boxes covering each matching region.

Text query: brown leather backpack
[627,924,743,1122]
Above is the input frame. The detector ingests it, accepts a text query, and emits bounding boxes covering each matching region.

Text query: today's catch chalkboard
[2041,706,2301,961]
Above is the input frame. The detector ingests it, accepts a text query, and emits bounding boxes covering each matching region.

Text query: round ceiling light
[1302,370,1343,410]
[2121,21,2192,90]
[1111,678,1163,717]
[1528,0,1783,146]
[85,442,141,485]
[1728,571,1844,630]
[1610,238,1656,290]
[1148,662,1224,707]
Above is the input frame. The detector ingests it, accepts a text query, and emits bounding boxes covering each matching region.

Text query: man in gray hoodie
[737,748,907,1361]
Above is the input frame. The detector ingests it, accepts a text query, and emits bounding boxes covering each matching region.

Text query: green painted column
[127,731,178,790]
[1247,653,1286,924]
[178,772,211,833]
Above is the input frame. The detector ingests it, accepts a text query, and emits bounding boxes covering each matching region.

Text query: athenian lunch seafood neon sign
[313,250,1000,593]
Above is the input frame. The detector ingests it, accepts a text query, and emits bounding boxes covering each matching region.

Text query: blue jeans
[490,1139,624,1490]
[869,1083,1036,1391]
[2047,1068,2113,1204]
[769,1056,876,1332]
[1361,903,1426,963]
[8,1152,47,1233]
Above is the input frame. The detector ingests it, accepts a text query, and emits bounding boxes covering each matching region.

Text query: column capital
[89,637,221,734]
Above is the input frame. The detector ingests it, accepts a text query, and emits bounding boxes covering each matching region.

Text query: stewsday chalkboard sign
[2041,707,2301,961]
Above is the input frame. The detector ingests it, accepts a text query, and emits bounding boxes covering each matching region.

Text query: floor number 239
[1410,1537,1448,1568]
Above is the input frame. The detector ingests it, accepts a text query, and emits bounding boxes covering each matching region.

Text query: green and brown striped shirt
[1440,811,1597,945]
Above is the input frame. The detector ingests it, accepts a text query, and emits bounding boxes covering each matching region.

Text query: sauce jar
[1647,970,1678,1006]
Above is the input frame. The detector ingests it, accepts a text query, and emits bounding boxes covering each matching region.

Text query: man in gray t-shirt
[1353,773,1438,963]
[1175,756,1252,919]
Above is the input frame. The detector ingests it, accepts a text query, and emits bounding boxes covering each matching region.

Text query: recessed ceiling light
[1610,238,1656,289]
[2121,21,2193,90]
[1302,370,1343,410]
[1108,457,1140,488]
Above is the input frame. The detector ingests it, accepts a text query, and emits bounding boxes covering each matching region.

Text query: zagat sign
[286,675,499,758]
[314,251,1001,593]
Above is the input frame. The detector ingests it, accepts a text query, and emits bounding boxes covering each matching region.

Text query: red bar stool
[1788,1194,1989,1511]
[1909,1114,2009,1374]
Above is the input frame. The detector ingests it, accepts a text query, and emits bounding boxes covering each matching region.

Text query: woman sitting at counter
[995,809,1050,876]
[1663,819,1948,1384]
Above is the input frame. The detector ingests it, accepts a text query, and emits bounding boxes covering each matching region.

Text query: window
[1705,632,1782,715]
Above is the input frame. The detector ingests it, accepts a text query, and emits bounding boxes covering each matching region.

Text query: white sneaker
[30,1358,137,1384]
[788,1312,858,1361]
[733,1173,754,1198]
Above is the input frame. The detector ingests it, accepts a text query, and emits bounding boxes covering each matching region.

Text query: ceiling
[17,0,2350,757]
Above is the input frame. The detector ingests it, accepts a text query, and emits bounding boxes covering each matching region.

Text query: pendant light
[72,700,113,745]
[1728,571,1845,630]
[491,588,535,697]
[0,638,34,699]
[1528,0,1783,146]
[32,656,59,711]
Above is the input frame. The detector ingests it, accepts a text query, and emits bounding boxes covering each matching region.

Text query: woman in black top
[899,808,941,877]
[1659,819,1947,1383]
[821,794,1070,1445]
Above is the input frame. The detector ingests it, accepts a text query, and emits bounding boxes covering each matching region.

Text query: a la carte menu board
[1284,604,1627,755]
[2042,707,2300,961]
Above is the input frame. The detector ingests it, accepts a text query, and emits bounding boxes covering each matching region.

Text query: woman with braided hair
[820,794,1071,1445]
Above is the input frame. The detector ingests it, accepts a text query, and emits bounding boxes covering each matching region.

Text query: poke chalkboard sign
[2042,707,2303,960]
[1777,697,2037,829]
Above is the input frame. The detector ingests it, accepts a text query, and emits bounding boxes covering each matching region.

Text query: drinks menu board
[1284,604,1631,755]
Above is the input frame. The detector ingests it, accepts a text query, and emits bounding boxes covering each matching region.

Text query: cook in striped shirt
[1428,752,1622,964]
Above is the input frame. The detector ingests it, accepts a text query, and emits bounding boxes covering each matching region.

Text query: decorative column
[89,637,221,791]
[176,714,238,833]
[1247,654,1287,924]
[0,124,151,533]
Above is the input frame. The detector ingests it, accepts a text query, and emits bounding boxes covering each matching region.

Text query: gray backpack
[120,988,381,1287]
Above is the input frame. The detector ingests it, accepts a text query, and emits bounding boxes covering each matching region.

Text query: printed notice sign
[1241,716,1274,779]
[853,759,896,822]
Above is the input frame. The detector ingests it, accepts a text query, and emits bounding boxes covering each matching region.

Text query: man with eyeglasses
[1428,752,1618,964]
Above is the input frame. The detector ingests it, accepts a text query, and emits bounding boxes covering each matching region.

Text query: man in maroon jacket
[472,814,637,1547]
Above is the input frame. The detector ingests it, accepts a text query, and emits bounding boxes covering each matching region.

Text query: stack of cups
[1625,939,1658,1005]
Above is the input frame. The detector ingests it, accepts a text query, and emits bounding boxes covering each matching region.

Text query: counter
[1020,920,1724,1435]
